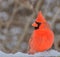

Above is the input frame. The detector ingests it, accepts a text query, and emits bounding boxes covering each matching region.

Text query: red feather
[28,11,54,54]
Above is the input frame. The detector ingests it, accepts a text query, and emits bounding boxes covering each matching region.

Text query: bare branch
[12,0,43,53]
[51,8,60,29]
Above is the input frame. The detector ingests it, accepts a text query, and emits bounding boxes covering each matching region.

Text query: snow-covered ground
[0,50,60,57]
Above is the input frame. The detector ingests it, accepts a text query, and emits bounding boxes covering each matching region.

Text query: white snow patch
[56,23,60,31]
[0,12,9,21]
[0,34,6,40]
[10,27,22,35]
[45,0,55,4]
[0,50,60,57]
[47,12,53,17]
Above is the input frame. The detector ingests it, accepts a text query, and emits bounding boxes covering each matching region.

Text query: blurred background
[0,0,60,53]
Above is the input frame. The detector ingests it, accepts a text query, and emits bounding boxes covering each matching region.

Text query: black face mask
[34,21,41,30]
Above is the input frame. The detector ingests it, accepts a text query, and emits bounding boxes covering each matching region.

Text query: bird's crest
[35,11,46,23]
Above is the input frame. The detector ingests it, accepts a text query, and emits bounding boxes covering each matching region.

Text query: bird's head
[32,11,46,30]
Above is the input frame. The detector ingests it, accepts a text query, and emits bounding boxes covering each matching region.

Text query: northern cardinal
[28,11,54,54]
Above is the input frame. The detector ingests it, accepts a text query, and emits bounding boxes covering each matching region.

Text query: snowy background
[0,0,60,56]
[0,49,60,56]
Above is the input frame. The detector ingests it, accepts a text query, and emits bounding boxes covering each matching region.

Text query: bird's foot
[28,49,36,54]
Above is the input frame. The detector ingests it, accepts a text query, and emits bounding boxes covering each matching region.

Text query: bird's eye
[35,21,41,26]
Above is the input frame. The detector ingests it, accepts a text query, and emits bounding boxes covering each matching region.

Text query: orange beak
[32,22,38,27]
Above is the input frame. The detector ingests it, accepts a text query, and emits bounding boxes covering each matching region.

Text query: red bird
[28,11,54,54]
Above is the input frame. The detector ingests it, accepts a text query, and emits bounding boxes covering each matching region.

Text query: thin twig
[12,0,43,53]
[6,0,19,29]
[3,0,20,52]
[51,8,60,29]
[34,0,43,13]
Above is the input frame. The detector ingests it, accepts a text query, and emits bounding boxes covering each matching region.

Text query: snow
[0,34,6,40]
[0,12,9,21]
[56,23,60,31]
[47,12,53,17]
[0,50,60,57]
[9,27,22,35]
[0,0,14,9]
